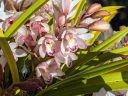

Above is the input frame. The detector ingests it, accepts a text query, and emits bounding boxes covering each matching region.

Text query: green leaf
[74,0,87,25]
[40,71,128,96]
[0,30,19,82]
[4,0,48,38]
[67,46,128,75]
[92,27,128,52]
[36,59,128,96]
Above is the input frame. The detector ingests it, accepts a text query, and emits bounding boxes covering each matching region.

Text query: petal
[69,0,80,12]
[39,45,46,58]
[67,9,76,19]
[93,88,106,96]
[36,67,41,77]
[62,0,71,15]
[0,1,4,11]
[77,37,88,49]
[81,17,99,25]
[14,49,27,57]
[70,52,78,60]
[88,20,110,32]
[76,28,89,34]
[39,66,53,84]
[58,14,65,26]
[68,38,78,52]
[55,52,65,63]
[61,39,67,53]
[9,42,17,50]
[92,10,110,19]
[86,3,102,15]
[38,37,45,45]
[41,23,50,32]
[106,92,115,96]
[64,55,72,68]
[78,33,94,40]
[47,59,64,77]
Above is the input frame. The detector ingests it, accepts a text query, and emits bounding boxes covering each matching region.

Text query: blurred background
[89,0,128,31]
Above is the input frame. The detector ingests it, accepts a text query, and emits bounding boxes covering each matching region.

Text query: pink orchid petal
[62,0,71,15]
[86,3,102,15]
[88,20,110,32]
[92,10,110,19]
[39,45,46,58]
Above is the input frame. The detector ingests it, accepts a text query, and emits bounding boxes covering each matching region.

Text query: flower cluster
[0,0,110,83]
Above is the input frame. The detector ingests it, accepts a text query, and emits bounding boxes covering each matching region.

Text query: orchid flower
[93,88,128,96]
[0,42,27,69]
[38,33,60,58]
[79,3,110,32]
[36,59,64,84]
[55,51,78,68]
[5,0,35,10]
[0,1,13,20]
[9,42,27,61]
[53,0,80,27]
[53,0,80,18]
[61,28,94,53]
[93,88,115,96]
[30,16,50,37]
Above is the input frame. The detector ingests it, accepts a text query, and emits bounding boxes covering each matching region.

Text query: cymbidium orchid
[1,1,123,95]
[79,3,110,32]
[0,42,27,69]
[38,33,59,58]
[9,42,27,61]
[53,0,80,27]
[61,28,94,53]
[0,1,13,21]
[93,88,128,96]
[36,58,64,83]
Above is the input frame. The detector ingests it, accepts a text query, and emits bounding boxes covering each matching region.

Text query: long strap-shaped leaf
[36,59,128,96]
[0,30,19,82]
[39,71,128,96]
[4,0,48,38]
[74,0,87,25]
[92,27,128,52]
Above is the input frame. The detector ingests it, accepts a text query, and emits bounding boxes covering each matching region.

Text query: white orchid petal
[106,92,115,96]
[67,9,76,19]
[36,67,41,77]
[9,42,17,50]
[17,25,28,35]
[70,52,78,60]
[38,37,45,45]
[0,1,4,11]
[14,49,27,57]
[78,33,94,40]
[93,88,107,96]
[39,45,46,58]
[41,23,50,32]
[70,0,80,12]
[76,28,89,34]
[77,37,88,49]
